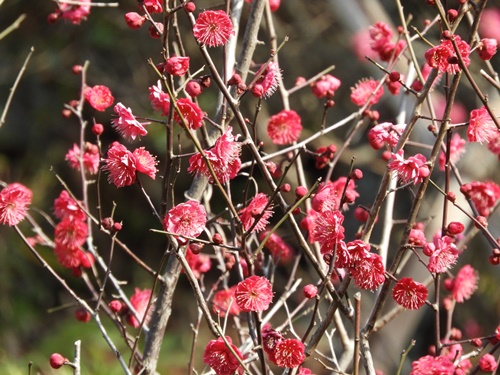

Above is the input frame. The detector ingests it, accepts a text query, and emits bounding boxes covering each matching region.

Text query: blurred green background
[1,0,500,373]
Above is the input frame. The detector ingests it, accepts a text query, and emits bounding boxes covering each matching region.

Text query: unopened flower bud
[109,300,124,313]
[446,192,456,203]
[62,109,72,118]
[280,183,291,193]
[443,277,454,291]
[303,284,318,299]
[47,12,59,24]
[184,1,196,12]
[295,76,306,86]
[292,207,301,215]
[50,353,67,369]
[189,242,204,254]
[125,12,146,29]
[295,186,308,199]
[488,254,500,265]
[446,221,464,235]
[101,217,114,230]
[186,81,202,98]
[148,23,163,39]
[228,74,242,85]
[354,206,369,222]
[92,123,104,135]
[442,30,453,40]
[389,71,400,82]
[113,222,122,231]
[450,327,462,340]
[213,233,223,245]
[475,216,488,229]
[381,150,392,161]
[350,168,363,180]
[74,308,91,323]
[447,9,458,22]
[71,65,83,74]
[471,338,483,347]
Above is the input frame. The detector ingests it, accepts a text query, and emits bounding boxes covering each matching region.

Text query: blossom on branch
[424,235,459,274]
[65,143,100,175]
[311,74,341,99]
[203,336,243,375]
[112,103,149,140]
[392,278,428,310]
[165,56,190,76]
[162,200,207,245]
[273,339,305,368]
[102,142,138,188]
[212,286,241,317]
[349,252,385,290]
[126,288,153,328]
[388,150,430,185]
[174,98,204,130]
[193,10,234,47]
[239,193,273,232]
[0,183,32,226]
[251,62,281,98]
[149,81,171,116]
[84,85,114,111]
[258,230,294,264]
[467,106,499,144]
[350,78,384,106]
[410,355,455,375]
[460,180,500,217]
[448,264,478,303]
[424,35,471,74]
[313,209,345,254]
[235,275,273,312]
[54,190,86,221]
[267,109,302,145]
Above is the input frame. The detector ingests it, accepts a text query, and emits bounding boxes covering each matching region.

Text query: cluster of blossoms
[47,0,91,24]
[52,190,94,271]
[367,122,406,150]
[388,150,430,185]
[65,142,100,175]
[460,180,500,217]
[261,326,306,369]
[368,21,406,62]
[424,35,471,74]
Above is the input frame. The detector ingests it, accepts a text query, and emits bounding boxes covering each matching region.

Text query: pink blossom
[467,106,499,144]
[239,193,273,232]
[311,74,341,99]
[193,10,234,47]
[54,0,91,24]
[188,127,241,184]
[369,22,393,52]
[388,150,430,185]
[460,180,500,217]
[126,288,153,328]
[212,286,241,317]
[438,133,466,171]
[337,239,370,268]
[53,190,86,221]
[273,339,305,368]
[235,275,273,312]
[251,62,281,98]
[350,78,384,106]
[349,252,385,290]
[312,209,345,254]
[112,103,149,140]
[478,38,497,60]
[102,142,138,188]
[299,209,318,243]
[311,178,359,212]
[451,264,478,303]
[410,355,455,375]
[203,336,243,375]
[351,28,379,61]
[54,245,93,269]
[54,217,88,250]
[132,147,158,180]
[367,122,406,150]
[262,326,284,362]
[162,200,207,245]
[378,40,406,62]
[424,236,459,274]
[65,143,100,175]
[0,183,32,226]
[165,56,190,76]
[149,80,171,116]
[142,0,162,13]
[267,109,303,145]
[424,36,471,74]
[174,98,204,130]
[479,353,498,373]
[84,85,114,111]
[392,278,428,310]
[124,12,145,29]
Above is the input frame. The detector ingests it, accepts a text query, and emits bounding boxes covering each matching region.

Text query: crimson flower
[267,109,303,145]
[388,150,430,185]
[149,80,171,116]
[273,339,305,368]
[367,122,406,150]
[54,245,94,269]
[369,21,393,53]
[53,190,86,221]
[349,252,385,290]
[53,0,91,24]
[203,336,243,375]
[0,183,32,226]
[311,74,341,99]
[392,278,428,310]
[478,38,498,60]
[112,103,149,140]
[460,180,500,217]
[132,147,158,180]
[479,353,498,373]
[312,178,358,212]
[312,209,345,254]
[162,200,207,245]
[165,56,190,76]
[102,142,138,188]
[174,98,204,130]
[84,85,114,111]
[235,275,273,312]
[212,286,241,317]
[142,0,162,13]
[188,126,241,184]
[258,230,294,264]
[424,36,471,74]
[424,235,459,274]
[410,355,455,375]
[238,193,273,232]
[467,106,498,144]
[251,62,281,98]
[65,143,100,175]
[184,246,211,279]
[54,217,88,250]
[451,264,478,303]
[126,288,153,328]
[350,78,384,106]
[193,10,234,47]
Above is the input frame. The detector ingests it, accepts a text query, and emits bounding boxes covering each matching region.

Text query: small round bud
[292,207,301,215]
[74,308,91,323]
[92,123,104,135]
[303,284,318,299]
[450,327,462,341]
[148,23,163,39]
[442,297,453,311]
[322,252,333,265]
[101,217,114,230]
[227,74,242,85]
[62,109,72,118]
[69,100,79,108]
[368,110,380,121]
[488,254,500,265]
[295,186,308,199]
[389,71,400,82]
[186,81,202,98]
[443,278,454,291]
[493,248,500,256]
[397,26,404,34]
[295,76,306,86]
[381,150,392,161]
[47,13,59,24]
[189,242,204,254]
[446,191,456,203]
[354,206,369,222]
[71,65,83,74]
[124,12,146,29]
[113,222,122,231]
[50,353,67,369]
[350,169,363,180]
[325,99,335,108]
[80,252,94,268]
[471,338,483,347]
[446,221,464,235]
[236,82,247,95]
[109,300,123,313]
[280,183,291,193]
[213,233,223,245]
[184,1,196,12]
[447,9,458,22]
